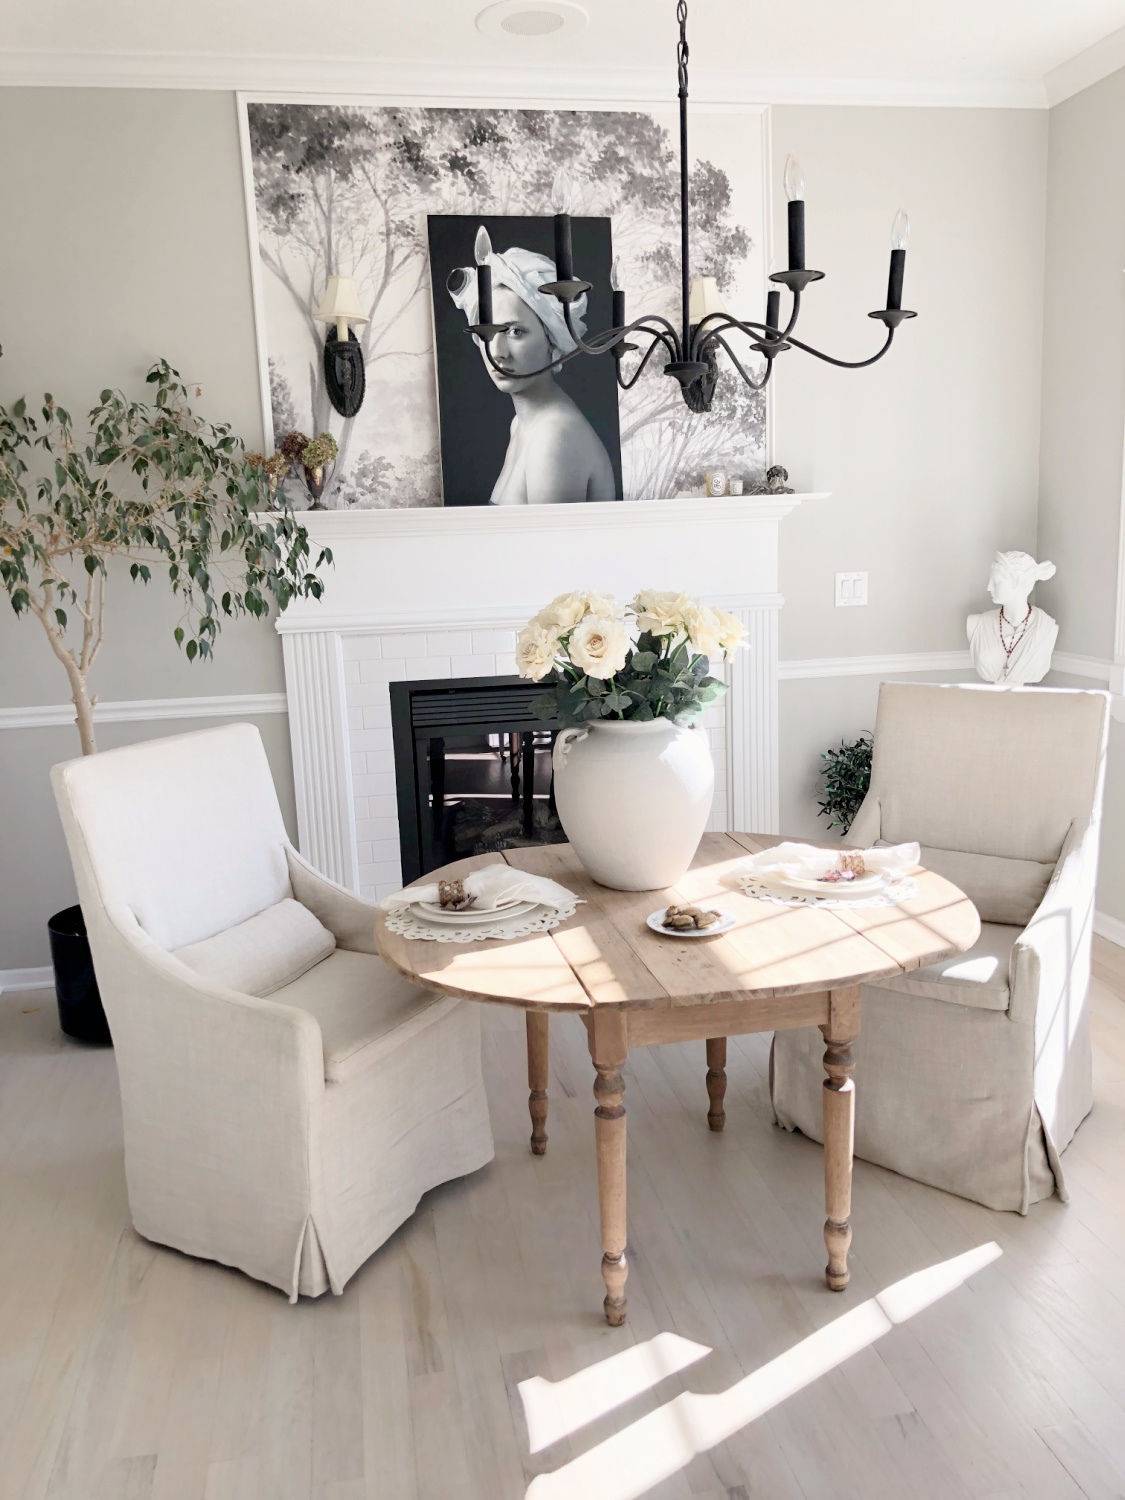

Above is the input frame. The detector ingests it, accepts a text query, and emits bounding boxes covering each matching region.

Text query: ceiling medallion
[468,0,916,413]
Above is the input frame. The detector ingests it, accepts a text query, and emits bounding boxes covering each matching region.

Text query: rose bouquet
[518,589,743,727]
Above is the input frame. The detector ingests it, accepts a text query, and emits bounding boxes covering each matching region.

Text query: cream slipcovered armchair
[771,683,1109,1213]
[51,722,494,1300]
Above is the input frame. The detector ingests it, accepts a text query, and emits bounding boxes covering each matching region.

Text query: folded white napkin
[739,840,920,881]
[380,863,579,914]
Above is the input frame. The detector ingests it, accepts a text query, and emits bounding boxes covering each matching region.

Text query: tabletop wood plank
[373,835,980,1012]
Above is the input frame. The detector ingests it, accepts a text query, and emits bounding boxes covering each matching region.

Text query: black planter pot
[48,905,112,1046]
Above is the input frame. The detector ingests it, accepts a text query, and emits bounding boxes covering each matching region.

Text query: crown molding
[0,50,1047,109]
[1045,25,1125,107]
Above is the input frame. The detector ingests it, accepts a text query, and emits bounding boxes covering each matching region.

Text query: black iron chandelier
[467,0,916,413]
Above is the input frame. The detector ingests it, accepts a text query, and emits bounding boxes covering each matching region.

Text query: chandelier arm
[616,335,676,390]
[783,327,895,369]
[781,290,802,338]
[703,332,773,391]
[563,299,682,359]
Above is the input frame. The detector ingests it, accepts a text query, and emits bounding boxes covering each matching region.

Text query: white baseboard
[0,692,288,732]
[0,966,54,994]
[1094,912,1125,950]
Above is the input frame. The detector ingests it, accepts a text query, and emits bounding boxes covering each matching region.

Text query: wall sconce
[314,275,369,418]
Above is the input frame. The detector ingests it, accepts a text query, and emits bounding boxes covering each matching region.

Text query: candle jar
[728,476,744,496]
[705,469,728,498]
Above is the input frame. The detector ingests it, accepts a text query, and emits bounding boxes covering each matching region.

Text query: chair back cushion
[916,846,1054,927]
[52,723,292,950]
[870,684,1107,868]
[172,898,336,997]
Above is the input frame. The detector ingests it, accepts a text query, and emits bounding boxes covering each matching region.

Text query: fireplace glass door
[390,677,566,883]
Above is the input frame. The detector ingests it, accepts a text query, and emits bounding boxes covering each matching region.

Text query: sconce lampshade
[314,276,370,336]
[687,276,727,324]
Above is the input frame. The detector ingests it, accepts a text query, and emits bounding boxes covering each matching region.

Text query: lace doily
[384,900,579,943]
[736,875,918,910]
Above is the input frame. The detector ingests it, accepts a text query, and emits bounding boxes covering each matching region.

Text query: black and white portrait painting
[244,102,766,507]
[428,214,622,506]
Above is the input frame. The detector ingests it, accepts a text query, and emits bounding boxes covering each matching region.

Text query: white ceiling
[4,0,1125,106]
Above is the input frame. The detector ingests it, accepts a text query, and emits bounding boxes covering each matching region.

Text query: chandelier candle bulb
[887,211,909,311]
[473,225,494,327]
[766,287,781,336]
[551,165,575,281]
[784,153,806,272]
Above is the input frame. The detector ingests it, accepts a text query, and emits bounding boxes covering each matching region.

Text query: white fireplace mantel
[277,495,827,898]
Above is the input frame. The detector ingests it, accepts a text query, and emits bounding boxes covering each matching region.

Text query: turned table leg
[589,1011,629,1326]
[820,985,861,1292]
[526,1011,549,1156]
[705,1037,727,1131]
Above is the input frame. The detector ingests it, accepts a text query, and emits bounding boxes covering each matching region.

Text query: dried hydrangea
[279,429,311,462]
[301,432,338,469]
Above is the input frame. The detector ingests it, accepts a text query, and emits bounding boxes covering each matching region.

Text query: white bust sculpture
[967,550,1058,685]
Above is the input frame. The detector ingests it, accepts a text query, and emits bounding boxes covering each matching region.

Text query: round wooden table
[375,832,980,1325]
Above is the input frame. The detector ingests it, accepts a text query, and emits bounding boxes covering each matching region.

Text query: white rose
[537,589,623,632]
[536,592,588,631]
[632,588,690,637]
[714,608,745,658]
[682,602,722,662]
[568,615,631,681]
[515,621,561,681]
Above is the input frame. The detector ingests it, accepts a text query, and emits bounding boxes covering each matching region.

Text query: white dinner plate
[756,870,891,897]
[646,908,737,939]
[411,898,539,925]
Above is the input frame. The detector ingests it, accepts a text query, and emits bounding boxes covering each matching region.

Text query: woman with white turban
[448,243,617,505]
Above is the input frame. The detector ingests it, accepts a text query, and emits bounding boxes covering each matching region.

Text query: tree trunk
[71,683,98,756]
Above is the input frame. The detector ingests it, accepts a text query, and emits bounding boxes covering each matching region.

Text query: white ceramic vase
[551,719,714,891]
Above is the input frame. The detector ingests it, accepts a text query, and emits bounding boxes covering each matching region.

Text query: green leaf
[55,608,67,629]
[629,650,657,673]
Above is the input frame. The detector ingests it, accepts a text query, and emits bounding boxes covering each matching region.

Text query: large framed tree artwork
[240,99,767,508]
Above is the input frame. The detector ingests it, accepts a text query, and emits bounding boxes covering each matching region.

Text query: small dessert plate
[646,908,737,939]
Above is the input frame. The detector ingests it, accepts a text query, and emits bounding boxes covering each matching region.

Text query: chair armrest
[102,904,326,1100]
[285,845,380,954]
[1009,817,1097,1030]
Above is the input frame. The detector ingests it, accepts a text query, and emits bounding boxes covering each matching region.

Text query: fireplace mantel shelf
[279,492,830,541]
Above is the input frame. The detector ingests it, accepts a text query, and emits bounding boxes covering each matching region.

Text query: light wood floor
[3,944,1125,1500]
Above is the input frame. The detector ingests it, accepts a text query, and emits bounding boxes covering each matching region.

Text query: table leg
[589,1011,628,1326]
[705,1037,727,1131]
[526,1011,549,1156]
[820,985,861,1292]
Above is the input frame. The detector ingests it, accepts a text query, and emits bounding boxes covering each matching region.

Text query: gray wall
[1037,69,1125,658]
[0,90,291,969]
[771,106,1048,658]
[0,84,1109,965]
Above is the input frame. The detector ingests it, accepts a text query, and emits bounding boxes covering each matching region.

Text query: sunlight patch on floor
[525,1242,1002,1500]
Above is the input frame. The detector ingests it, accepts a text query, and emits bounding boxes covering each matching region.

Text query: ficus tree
[0,359,331,755]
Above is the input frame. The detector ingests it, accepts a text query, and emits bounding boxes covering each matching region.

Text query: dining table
[374,831,980,1325]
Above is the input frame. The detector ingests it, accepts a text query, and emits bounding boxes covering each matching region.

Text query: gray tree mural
[248,102,765,506]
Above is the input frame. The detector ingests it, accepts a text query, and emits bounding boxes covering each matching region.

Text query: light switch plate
[835,571,868,607]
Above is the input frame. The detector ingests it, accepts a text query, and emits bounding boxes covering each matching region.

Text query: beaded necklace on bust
[998,604,1033,679]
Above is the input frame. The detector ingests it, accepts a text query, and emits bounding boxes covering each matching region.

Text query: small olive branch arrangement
[0,359,332,755]
[517,589,744,727]
[817,732,874,834]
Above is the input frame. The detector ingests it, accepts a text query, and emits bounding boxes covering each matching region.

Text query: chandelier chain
[676,0,689,98]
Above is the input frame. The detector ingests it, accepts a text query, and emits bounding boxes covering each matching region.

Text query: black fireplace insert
[389,675,566,884]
